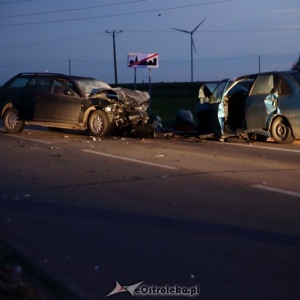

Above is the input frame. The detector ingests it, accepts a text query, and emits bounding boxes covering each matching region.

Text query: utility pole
[106,30,122,84]
[69,59,71,75]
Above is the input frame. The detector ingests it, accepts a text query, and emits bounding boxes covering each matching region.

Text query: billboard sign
[128,53,159,68]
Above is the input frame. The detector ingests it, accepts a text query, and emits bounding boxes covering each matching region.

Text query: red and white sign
[127,53,159,68]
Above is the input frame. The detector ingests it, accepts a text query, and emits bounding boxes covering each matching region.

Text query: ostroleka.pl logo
[106,281,200,297]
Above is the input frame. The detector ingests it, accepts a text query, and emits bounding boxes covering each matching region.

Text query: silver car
[196,71,300,144]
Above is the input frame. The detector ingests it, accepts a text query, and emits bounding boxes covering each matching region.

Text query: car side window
[7,77,32,89]
[210,81,228,104]
[278,78,291,96]
[29,77,53,93]
[52,79,79,97]
[251,75,274,95]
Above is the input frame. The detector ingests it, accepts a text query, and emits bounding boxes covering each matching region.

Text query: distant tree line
[291,54,300,71]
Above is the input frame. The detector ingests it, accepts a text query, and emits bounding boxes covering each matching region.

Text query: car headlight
[104,105,115,112]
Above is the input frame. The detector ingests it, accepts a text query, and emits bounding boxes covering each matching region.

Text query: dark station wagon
[0,73,150,137]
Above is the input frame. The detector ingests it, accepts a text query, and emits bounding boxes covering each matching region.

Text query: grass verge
[116,81,213,127]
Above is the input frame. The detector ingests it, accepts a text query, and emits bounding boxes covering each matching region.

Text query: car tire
[88,110,110,137]
[271,117,293,144]
[3,108,25,133]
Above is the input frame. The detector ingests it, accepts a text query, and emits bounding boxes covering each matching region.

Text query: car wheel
[88,110,110,137]
[271,117,293,144]
[3,108,25,133]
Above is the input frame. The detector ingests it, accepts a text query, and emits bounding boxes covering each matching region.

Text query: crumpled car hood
[111,87,150,105]
[75,78,149,105]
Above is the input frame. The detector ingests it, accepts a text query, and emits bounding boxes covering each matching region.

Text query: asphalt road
[1,125,300,300]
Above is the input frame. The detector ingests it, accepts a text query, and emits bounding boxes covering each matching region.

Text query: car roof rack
[17,72,96,80]
[18,72,66,76]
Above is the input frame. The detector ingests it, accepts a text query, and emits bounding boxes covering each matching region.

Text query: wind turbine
[172,18,207,82]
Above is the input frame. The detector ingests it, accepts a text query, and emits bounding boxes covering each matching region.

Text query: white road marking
[252,184,300,198]
[83,149,178,170]
[216,141,300,153]
[7,134,52,144]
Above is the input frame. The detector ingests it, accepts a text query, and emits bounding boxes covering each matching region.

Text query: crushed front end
[90,86,150,134]
[110,87,149,130]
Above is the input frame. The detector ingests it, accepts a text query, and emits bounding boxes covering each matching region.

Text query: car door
[1,75,35,119]
[212,79,230,133]
[34,77,82,123]
[195,79,229,136]
[245,74,275,130]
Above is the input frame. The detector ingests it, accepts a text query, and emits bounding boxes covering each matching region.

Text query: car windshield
[210,80,229,103]
[291,73,300,86]
[74,79,111,97]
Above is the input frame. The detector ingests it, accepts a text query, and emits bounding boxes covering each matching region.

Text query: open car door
[195,79,229,137]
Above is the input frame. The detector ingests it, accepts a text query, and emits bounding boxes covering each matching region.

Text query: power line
[0,59,68,68]
[0,55,296,69]
[0,0,233,27]
[0,26,297,51]
[0,31,104,50]
[0,0,147,18]
[0,0,35,5]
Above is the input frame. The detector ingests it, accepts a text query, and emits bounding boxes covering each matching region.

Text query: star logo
[106,281,144,297]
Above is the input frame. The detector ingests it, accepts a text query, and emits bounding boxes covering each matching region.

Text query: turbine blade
[192,17,207,34]
[171,27,191,34]
[192,37,197,54]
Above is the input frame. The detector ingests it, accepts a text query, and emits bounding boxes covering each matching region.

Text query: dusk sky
[0,0,299,85]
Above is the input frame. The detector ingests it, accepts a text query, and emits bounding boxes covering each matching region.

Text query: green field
[117,82,205,127]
